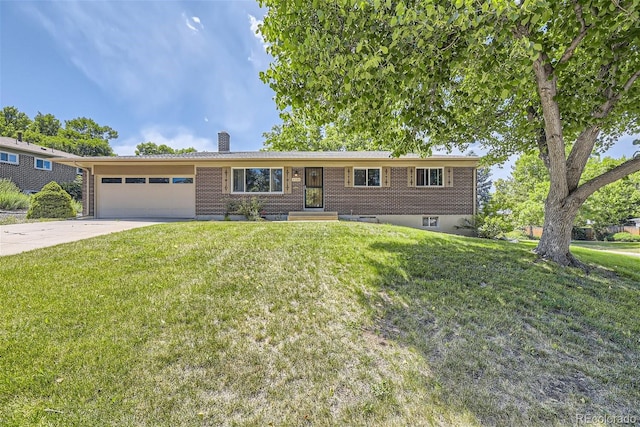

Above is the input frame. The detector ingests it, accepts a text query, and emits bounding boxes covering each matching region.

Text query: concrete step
[288,211,338,221]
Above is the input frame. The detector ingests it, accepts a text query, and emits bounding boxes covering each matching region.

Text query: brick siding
[195,166,474,216]
[325,167,474,215]
[83,170,95,216]
[196,167,303,216]
[0,154,78,192]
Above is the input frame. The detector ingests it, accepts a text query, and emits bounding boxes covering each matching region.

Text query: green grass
[1,222,638,426]
[571,240,640,255]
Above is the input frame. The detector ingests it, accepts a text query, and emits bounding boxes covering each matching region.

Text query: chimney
[218,131,230,152]
[17,131,23,142]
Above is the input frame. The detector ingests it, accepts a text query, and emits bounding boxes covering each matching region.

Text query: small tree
[60,175,83,202]
[27,182,76,219]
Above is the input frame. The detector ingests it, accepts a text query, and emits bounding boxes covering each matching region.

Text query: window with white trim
[354,168,381,187]
[232,168,283,193]
[422,216,439,227]
[0,151,19,165]
[35,158,52,171]
[416,168,443,186]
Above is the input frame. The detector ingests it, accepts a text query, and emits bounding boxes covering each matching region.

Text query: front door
[304,167,323,209]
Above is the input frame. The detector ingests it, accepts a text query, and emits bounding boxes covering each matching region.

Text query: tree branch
[533,53,568,195]
[594,68,640,118]
[566,125,600,191]
[558,1,591,64]
[568,156,640,206]
[527,106,550,169]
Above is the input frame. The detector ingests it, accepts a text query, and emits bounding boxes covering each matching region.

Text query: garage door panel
[97,178,195,218]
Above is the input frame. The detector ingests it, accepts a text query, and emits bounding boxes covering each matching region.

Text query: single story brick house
[54,132,479,234]
[0,134,80,193]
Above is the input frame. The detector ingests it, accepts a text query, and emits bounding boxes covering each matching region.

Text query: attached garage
[94,164,196,218]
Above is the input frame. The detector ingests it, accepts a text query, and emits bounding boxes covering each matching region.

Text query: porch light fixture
[293,169,300,178]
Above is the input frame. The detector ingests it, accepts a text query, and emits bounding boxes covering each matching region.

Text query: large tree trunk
[534,198,581,267]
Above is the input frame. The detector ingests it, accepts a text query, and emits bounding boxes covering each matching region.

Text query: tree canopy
[262,113,382,151]
[0,106,115,157]
[259,0,640,265]
[135,142,196,156]
[493,153,640,237]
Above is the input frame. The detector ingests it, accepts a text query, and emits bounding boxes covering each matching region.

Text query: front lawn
[571,240,640,255]
[1,222,638,426]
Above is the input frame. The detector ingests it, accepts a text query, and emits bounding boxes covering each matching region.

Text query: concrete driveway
[0,219,177,256]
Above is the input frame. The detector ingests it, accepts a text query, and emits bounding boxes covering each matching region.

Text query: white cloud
[185,14,204,32]
[26,2,209,111]
[248,14,267,51]
[18,1,281,152]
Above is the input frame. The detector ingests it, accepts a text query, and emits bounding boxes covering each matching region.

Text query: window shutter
[222,167,231,194]
[382,167,391,187]
[445,167,454,187]
[344,166,353,187]
[407,167,415,187]
[284,167,292,194]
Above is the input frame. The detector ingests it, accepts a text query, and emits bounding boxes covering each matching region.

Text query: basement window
[0,151,19,165]
[422,216,439,228]
[35,158,52,171]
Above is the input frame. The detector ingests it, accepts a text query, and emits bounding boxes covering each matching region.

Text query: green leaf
[455,0,464,9]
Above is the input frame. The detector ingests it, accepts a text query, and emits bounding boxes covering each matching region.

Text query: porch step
[288,211,338,222]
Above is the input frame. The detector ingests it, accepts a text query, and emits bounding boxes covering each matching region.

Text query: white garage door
[97,176,196,218]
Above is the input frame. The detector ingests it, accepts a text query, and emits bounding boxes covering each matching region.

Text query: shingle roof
[107,150,473,161]
[0,136,80,158]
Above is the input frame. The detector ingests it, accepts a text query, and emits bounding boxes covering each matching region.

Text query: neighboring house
[54,132,479,234]
[0,135,81,193]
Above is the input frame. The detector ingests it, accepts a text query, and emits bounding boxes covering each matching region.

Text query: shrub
[503,230,532,241]
[612,232,640,242]
[477,216,513,239]
[571,227,592,241]
[226,197,265,221]
[60,175,83,201]
[0,178,30,210]
[26,182,76,219]
[0,178,20,194]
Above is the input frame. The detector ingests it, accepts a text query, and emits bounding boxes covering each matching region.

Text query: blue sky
[0,0,636,182]
[1,0,276,155]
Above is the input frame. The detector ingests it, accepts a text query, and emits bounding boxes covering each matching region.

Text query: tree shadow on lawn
[357,235,640,426]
